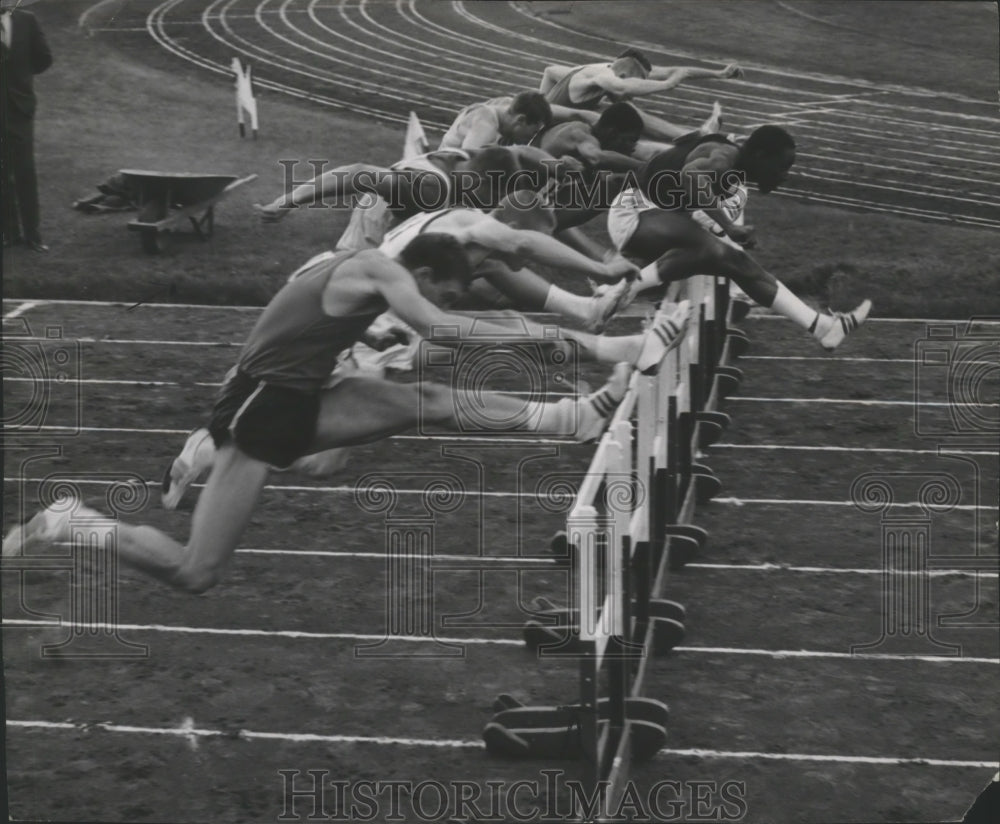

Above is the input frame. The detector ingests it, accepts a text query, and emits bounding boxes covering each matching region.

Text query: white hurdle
[484,273,746,818]
[232,57,259,139]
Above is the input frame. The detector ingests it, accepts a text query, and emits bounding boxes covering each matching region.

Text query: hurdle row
[480,273,749,820]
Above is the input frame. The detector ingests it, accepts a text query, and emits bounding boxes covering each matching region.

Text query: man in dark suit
[1,0,52,252]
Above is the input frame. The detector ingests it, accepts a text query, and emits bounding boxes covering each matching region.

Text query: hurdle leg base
[726,327,751,358]
[696,411,731,449]
[663,524,709,547]
[650,615,686,653]
[693,470,723,505]
[730,298,753,323]
[714,366,743,399]
[667,536,700,570]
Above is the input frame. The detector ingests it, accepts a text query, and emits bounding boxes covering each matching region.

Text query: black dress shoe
[26,241,49,253]
[3,235,24,248]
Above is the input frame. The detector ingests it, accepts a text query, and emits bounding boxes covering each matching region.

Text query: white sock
[770,282,830,336]
[593,333,641,364]
[543,285,593,324]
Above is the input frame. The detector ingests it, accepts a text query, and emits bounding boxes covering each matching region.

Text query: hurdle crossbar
[568,274,737,820]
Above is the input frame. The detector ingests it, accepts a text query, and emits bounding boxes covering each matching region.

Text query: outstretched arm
[566,133,644,172]
[548,105,601,126]
[647,63,743,86]
[454,220,637,281]
[336,251,650,368]
[680,150,754,246]
[358,251,567,342]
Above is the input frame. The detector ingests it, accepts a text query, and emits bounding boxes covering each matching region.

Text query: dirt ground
[3,1,999,822]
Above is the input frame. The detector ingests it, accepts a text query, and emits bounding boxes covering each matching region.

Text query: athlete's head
[398,233,472,308]
[737,126,795,193]
[612,48,652,78]
[504,91,553,144]
[593,102,644,155]
[491,188,557,235]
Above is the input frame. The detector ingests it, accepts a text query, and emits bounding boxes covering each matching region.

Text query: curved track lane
[113,0,1000,227]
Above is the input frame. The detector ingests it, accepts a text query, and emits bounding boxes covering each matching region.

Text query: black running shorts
[208,370,320,469]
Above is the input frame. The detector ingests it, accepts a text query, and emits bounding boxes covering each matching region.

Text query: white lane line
[714,444,996,456]
[232,548,995,578]
[11,337,996,370]
[9,425,994,458]
[3,620,996,663]
[745,315,1000,325]
[7,719,479,749]
[671,647,998,664]
[0,619,518,646]
[730,397,999,408]
[744,355,997,365]
[3,298,261,310]
[1,478,545,499]
[12,425,574,445]
[657,748,998,769]
[8,719,995,767]
[237,548,557,563]
[11,378,996,411]
[712,498,992,511]
[11,297,998,326]
[3,302,37,320]
[4,478,995,510]
[685,562,996,578]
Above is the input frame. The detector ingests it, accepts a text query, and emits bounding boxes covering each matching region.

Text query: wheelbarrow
[119,170,257,253]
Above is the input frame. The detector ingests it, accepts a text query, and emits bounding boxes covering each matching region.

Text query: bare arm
[505,145,586,181]
[681,150,754,245]
[600,74,707,97]
[455,220,636,281]
[647,63,743,85]
[566,133,643,172]
[548,104,600,126]
[358,251,568,341]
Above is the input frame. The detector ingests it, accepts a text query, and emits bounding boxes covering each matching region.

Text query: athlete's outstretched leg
[309,366,632,449]
[5,445,270,593]
[625,210,871,350]
[255,162,391,221]
[479,261,630,333]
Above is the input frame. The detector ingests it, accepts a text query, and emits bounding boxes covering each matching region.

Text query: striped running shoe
[574,362,632,443]
[584,277,632,332]
[161,428,216,510]
[635,300,691,373]
[819,299,872,351]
